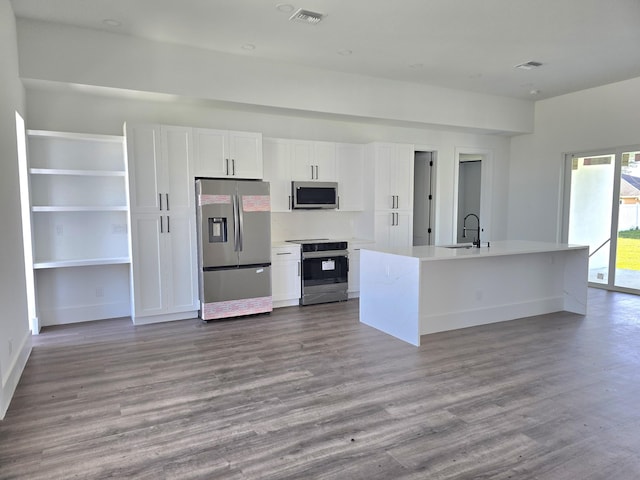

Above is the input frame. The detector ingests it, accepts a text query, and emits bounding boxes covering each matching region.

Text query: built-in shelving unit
[27,130,132,325]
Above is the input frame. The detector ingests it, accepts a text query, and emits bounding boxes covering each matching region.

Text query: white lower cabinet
[348,240,374,298]
[271,245,301,307]
[130,213,198,321]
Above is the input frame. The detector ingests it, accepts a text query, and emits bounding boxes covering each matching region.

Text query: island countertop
[363,240,588,262]
[359,240,589,346]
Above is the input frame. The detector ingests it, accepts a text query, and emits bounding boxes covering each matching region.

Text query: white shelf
[30,168,126,177]
[27,129,131,326]
[32,205,128,212]
[27,129,123,143]
[33,257,131,270]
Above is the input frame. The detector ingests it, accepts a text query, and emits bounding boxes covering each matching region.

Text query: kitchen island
[359,240,589,346]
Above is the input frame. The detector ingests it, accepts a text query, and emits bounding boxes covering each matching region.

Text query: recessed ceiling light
[529,89,541,96]
[102,19,122,28]
[242,43,256,51]
[276,3,295,13]
[289,8,325,25]
[515,61,543,70]
[338,49,352,56]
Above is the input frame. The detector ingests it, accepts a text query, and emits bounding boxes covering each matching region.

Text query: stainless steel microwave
[291,181,338,209]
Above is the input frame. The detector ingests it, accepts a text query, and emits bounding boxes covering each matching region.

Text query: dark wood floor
[2,289,640,479]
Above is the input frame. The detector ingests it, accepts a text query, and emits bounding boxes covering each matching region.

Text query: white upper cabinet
[290,140,336,181]
[263,138,293,212]
[336,143,365,211]
[193,128,263,179]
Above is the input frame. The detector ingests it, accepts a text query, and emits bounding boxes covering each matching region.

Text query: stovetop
[286,238,348,252]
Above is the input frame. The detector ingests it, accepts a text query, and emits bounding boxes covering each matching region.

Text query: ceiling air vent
[289,8,325,25]
[515,61,543,70]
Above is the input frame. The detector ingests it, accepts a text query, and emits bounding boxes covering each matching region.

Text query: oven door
[301,251,348,287]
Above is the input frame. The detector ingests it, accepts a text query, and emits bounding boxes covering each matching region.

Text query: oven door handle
[301,250,348,259]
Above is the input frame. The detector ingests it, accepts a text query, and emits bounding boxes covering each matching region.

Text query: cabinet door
[374,144,394,210]
[348,248,361,294]
[164,212,199,312]
[130,214,164,317]
[314,141,336,181]
[193,128,228,177]
[336,143,364,211]
[390,211,413,249]
[162,126,194,212]
[290,140,314,180]
[374,211,393,250]
[263,138,292,212]
[127,124,162,214]
[393,144,415,211]
[228,131,263,179]
[272,255,301,302]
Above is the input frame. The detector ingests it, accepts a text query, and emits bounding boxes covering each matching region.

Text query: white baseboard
[273,298,300,308]
[40,301,131,326]
[132,310,198,325]
[1,331,32,420]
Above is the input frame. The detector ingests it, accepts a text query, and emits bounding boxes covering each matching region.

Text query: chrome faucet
[463,213,481,248]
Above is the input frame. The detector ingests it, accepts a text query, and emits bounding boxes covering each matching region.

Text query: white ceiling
[10,0,640,100]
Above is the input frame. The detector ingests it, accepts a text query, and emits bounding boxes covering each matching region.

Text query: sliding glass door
[565,149,640,293]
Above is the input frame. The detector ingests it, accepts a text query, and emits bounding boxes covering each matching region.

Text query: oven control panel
[301,241,348,253]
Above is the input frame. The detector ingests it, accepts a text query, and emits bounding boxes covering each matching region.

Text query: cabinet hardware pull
[160,216,163,233]
[226,158,229,175]
[289,195,292,210]
[310,165,314,179]
[159,193,163,211]
[315,165,319,179]
[167,215,170,233]
[166,193,169,211]
[232,159,235,176]
[276,252,292,255]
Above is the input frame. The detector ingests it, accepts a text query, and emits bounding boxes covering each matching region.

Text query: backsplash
[271,211,360,241]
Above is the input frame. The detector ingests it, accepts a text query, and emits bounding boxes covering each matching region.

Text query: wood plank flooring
[2,288,640,479]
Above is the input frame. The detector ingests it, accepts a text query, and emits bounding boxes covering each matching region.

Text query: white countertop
[362,240,589,262]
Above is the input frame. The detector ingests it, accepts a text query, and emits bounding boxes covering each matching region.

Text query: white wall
[508,77,640,242]
[0,0,30,419]
[16,19,534,135]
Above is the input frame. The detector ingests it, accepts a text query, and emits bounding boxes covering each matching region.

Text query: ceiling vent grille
[515,61,543,70]
[289,8,325,25]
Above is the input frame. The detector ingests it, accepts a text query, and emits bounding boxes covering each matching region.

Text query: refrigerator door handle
[232,194,240,251]
[237,195,245,252]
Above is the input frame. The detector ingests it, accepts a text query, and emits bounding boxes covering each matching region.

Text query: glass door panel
[567,154,615,285]
[615,150,640,290]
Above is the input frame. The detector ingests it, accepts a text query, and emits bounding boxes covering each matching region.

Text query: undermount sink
[441,243,473,249]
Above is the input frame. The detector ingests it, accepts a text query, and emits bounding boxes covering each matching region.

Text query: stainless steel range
[287,239,349,306]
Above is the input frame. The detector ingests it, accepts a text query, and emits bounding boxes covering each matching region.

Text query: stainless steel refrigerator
[195,178,272,321]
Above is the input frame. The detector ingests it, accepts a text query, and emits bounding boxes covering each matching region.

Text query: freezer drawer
[200,266,272,320]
